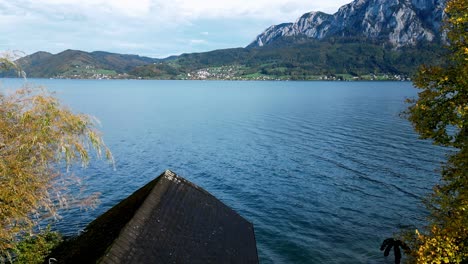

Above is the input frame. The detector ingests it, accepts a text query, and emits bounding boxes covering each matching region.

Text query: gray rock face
[249,0,446,48]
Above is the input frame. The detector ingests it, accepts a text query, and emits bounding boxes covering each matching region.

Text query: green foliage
[1,50,158,78]
[404,0,468,262]
[0,52,24,77]
[6,40,446,80]
[176,39,444,80]
[12,228,62,264]
[130,63,181,79]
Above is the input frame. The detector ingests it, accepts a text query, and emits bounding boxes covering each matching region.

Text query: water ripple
[1,79,447,264]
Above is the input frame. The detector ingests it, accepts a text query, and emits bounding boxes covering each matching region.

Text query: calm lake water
[1,79,447,263]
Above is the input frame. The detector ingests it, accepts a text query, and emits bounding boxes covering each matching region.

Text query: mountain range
[249,0,446,48]
[10,50,159,78]
[4,0,448,80]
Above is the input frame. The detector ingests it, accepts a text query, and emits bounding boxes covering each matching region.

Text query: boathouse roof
[49,170,258,263]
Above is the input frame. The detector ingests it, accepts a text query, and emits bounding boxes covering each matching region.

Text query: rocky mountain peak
[248,0,446,48]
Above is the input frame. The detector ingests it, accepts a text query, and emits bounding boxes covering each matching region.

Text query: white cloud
[0,0,353,56]
[1,0,353,38]
[26,0,152,17]
[4,0,351,22]
[190,39,207,44]
[167,0,350,21]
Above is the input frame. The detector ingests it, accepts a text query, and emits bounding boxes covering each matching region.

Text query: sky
[1,0,352,58]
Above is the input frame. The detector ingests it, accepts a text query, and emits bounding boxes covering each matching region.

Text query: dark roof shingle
[49,170,258,264]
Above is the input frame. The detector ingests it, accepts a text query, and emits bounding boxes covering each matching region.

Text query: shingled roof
[48,170,258,264]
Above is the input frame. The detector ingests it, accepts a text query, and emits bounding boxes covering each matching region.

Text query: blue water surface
[1,79,447,263]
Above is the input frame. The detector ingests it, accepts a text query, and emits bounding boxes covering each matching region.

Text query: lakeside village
[52,64,411,81]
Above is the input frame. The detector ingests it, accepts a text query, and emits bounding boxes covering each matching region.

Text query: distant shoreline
[2,76,412,82]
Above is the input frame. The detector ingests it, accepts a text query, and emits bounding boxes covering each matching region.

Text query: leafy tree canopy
[0,56,113,259]
[405,0,468,262]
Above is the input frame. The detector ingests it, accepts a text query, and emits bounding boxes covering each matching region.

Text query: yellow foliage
[414,227,468,263]
[0,85,113,254]
[405,0,468,262]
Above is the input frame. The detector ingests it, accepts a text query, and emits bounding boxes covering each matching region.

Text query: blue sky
[1,0,351,58]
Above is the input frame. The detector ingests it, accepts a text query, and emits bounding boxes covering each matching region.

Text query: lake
[1,79,446,263]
